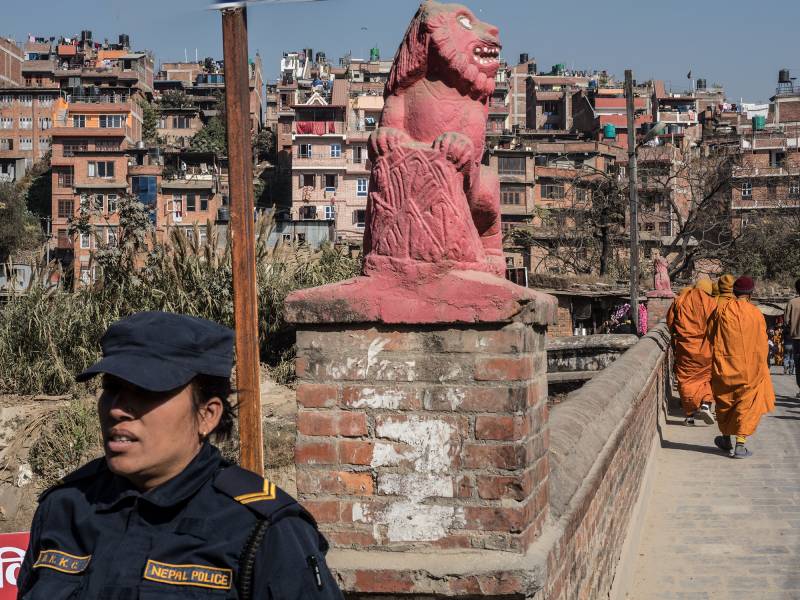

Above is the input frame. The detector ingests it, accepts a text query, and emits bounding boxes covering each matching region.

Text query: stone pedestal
[645,290,675,330]
[286,273,557,595]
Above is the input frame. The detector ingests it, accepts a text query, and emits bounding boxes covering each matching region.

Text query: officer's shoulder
[213,464,316,526]
[38,457,107,503]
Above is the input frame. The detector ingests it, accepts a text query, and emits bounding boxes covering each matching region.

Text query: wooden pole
[625,69,640,336]
[221,7,263,474]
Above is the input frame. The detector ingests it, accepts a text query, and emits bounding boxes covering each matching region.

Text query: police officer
[17,311,344,600]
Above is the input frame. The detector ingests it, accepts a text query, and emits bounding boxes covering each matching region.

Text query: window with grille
[498,156,526,175]
[541,182,565,199]
[501,186,524,205]
[57,199,74,219]
[58,167,74,187]
[88,161,115,178]
[99,115,124,128]
[741,181,752,198]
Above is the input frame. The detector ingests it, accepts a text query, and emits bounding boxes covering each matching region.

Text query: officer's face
[98,375,206,491]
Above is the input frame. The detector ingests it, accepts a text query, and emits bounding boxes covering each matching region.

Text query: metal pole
[221,7,263,474]
[625,69,640,335]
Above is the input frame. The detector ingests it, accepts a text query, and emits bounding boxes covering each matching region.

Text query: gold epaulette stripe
[234,479,276,504]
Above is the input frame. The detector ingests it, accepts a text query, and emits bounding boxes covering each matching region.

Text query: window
[80,266,93,285]
[0,117,11,129]
[88,161,115,178]
[767,181,778,198]
[158,116,167,129]
[186,193,197,212]
[39,137,49,150]
[0,138,12,151]
[281,122,291,133]
[91,194,104,211]
[19,138,32,150]
[172,116,191,129]
[107,194,118,213]
[73,115,86,128]
[18,117,32,130]
[501,186,524,205]
[99,115,124,128]
[575,187,590,203]
[96,140,120,152]
[57,199,74,219]
[324,174,337,191]
[659,221,671,237]
[498,156,525,175]
[330,143,342,158]
[353,209,367,228]
[542,101,560,115]
[356,178,368,196]
[0,95,11,105]
[132,176,157,205]
[57,167,74,188]
[541,182,565,199]
[324,205,336,220]
[353,146,365,164]
[19,95,32,106]
[56,229,69,247]
[200,193,209,211]
[790,179,800,198]
[107,226,118,247]
[302,173,315,188]
[63,140,88,156]
[38,96,54,107]
[741,180,752,198]
[299,205,317,220]
[299,143,312,158]
[171,194,183,221]
[80,232,91,249]
[38,117,51,130]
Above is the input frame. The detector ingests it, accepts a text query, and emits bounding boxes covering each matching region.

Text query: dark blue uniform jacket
[17,443,343,599]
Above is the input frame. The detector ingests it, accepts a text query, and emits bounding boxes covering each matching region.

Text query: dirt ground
[0,371,298,534]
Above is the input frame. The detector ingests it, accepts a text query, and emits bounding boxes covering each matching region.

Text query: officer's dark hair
[795,278,800,295]
[191,374,235,441]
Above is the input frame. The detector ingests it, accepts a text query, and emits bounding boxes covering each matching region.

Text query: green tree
[140,99,160,146]
[23,156,52,220]
[725,214,800,285]
[253,128,275,162]
[0,181,43,261]
[191,94,227,155]
[159,90,194,109]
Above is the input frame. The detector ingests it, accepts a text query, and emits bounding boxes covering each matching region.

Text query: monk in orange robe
[667,279,717,424]
[716,274,735,309]
[710,276,775,458]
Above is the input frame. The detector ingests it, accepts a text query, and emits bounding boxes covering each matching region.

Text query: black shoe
[714,435,733,453]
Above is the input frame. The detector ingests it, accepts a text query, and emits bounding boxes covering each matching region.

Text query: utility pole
[219,5,263,474]
[625,69,640,335]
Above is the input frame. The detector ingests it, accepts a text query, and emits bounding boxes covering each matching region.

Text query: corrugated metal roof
[161,180,214,190]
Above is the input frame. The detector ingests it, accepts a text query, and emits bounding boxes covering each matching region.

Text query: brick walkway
[626,369,800,599]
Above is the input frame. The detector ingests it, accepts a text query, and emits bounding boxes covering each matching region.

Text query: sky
[4,0,800,104]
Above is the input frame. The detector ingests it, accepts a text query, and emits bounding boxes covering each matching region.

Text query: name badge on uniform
[143,559,232,591]
[34,549,91,574]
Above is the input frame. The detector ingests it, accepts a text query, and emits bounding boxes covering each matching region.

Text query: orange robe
[710,298,776,436]
[667,288,717,415]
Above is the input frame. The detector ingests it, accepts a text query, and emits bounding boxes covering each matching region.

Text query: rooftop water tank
[779,69,791,84]
[696,78,706,90]
[603,123,617,139]
[370,47,380,62]
[752,115,766,131]
[519,53,529,64]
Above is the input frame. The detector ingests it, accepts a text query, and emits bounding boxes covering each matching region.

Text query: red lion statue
[363,0,505,279]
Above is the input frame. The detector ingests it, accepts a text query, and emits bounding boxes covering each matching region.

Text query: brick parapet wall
[294,322,550,555]
[543,324,670,600]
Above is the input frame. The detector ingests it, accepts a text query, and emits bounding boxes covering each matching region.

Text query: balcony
[731,165,797,178]
[657,110,697,124]
[67,93,130,105]
[293,121,345,136]
[0,173,13,183]
[488,103,509,115]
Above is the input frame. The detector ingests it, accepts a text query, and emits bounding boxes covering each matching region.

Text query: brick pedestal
[646,290,675,330]
[287,280,557,596]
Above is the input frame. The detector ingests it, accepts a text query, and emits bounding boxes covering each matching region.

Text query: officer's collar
[96,443,222,511]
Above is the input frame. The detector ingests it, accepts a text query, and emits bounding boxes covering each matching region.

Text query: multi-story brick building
[0,37,23,88]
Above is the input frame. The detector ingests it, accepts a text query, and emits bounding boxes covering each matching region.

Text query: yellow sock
[736,435,747,445]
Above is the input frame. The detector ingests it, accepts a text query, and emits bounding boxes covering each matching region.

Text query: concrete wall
[546,334,639,379]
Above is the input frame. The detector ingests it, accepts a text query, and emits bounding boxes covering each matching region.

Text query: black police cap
[77,312,235,392]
